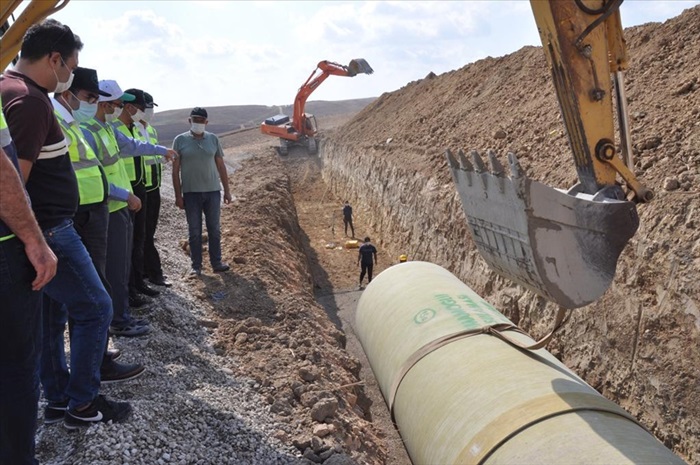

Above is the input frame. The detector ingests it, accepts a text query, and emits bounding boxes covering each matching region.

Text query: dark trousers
[343,217,354,237]
[360,262,374,284]
[106,208,134,326]
[144,187,163,281]
[0,237,42,465]
[130,182,147,290]
[183,191,222,270]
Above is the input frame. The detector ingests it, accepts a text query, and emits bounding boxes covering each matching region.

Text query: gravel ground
[35,163,310,465]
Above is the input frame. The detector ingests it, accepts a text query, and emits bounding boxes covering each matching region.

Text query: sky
[9,0,699,112]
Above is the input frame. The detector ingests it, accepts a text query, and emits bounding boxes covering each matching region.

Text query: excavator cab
[447,0,651,309]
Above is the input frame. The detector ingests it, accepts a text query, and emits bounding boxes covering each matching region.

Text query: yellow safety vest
[0,96,16,241]
[112,120,143,184]
[143,124,162,192]
[54,111,107,206]
[81,118,133,213]
[132,123,153,189]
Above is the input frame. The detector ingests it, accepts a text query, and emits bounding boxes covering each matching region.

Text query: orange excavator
[260,59,373,155]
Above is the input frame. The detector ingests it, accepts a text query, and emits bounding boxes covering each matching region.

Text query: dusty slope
[323,6,699,463]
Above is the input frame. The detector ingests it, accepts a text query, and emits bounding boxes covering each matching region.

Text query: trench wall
[320,139,699,463]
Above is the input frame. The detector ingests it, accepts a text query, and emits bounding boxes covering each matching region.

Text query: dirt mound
[324,6,699,463]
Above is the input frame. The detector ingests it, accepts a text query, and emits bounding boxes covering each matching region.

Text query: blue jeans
[40,220,112,409]
[0,237,42,465]
[184,191,222,270]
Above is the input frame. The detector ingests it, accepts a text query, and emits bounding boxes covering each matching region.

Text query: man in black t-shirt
[342,201,355,238]
[358,236,377,289]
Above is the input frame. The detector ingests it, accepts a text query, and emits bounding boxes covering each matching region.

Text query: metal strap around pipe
[388,307,568,423]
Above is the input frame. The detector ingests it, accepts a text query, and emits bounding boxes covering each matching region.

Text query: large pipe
[355,262,686,465]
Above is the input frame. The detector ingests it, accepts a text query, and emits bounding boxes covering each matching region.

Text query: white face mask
[190,122,205,135]
[52,57,74,93]
[144,107,155,123]
[106,106,122,122]
[130,108,145,123]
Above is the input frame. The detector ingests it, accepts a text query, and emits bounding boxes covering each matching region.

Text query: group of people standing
[0,18,230,465]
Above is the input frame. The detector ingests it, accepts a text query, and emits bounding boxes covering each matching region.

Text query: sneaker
[44,400,68,425]
[188,268,201,278]
[212,263,230,273]
[109,323,151,337]
[101,361,145,384]
[64,395,132,430]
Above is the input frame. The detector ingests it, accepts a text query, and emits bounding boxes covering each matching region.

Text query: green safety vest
[0,95,16,241]
[81,118,132,213]
[143,124,162,192]
[54,110,107,206]
[112,120,143,184]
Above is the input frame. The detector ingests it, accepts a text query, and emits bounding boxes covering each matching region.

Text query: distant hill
[151,97,376,145]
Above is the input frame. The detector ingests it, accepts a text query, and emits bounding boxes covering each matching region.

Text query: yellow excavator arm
[1,0,70,70]
[447,0,647,309]
[531,0,652,202]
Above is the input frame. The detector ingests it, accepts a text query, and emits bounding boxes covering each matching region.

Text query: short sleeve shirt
[359,243,377,265]
[173,131,223,193]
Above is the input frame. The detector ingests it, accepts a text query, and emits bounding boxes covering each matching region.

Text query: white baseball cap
[98,80,136,103]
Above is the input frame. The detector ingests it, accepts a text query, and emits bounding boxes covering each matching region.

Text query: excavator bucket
[446,149,639,309]
[347,58,374,77]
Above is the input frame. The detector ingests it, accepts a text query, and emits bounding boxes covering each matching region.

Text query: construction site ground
[35,7,699,464]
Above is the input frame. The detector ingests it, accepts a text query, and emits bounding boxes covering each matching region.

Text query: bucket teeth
[487,150,505,177]
[457,149,473,171]
[470,150,487,174]
[445,149,459,169]
[507,152,524,179]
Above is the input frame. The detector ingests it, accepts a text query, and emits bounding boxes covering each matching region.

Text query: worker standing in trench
[358,236,377,289]
[342,200,354,238]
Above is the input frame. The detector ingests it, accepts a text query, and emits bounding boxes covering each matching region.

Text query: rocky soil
[34,6,698,465]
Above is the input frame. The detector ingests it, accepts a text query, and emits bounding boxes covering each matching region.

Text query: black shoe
[129,294,150,308]
[64,395,132,430]
[149,276,172,287]
[136,282,160,296]
[106,348,121,362]
[109,322,151,337]
[212,262,230,272]
[101,360,145,384]
[44,400,68,425]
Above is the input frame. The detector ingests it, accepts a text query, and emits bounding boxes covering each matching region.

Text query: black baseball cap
[123,88,147,108]
[190,107,208,118]
[72,67,110,97]
[144,92,158,108]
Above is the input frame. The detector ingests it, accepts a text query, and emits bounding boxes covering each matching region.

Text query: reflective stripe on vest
[81,119,132,213]
[133,124,154,188]
[112,121,143,184]
[54,112,106,206]
[144,124,162,191]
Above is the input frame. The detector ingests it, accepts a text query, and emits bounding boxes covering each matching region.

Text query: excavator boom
[447,0,650,308]
[261,58,373,155]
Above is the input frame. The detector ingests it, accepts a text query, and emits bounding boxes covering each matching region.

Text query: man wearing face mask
[82,82,175,336]
[173,107,232,277]
[113,88,162,306]
[138,92,171,287]
[0,19,133,430]
[44,67,145,406]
